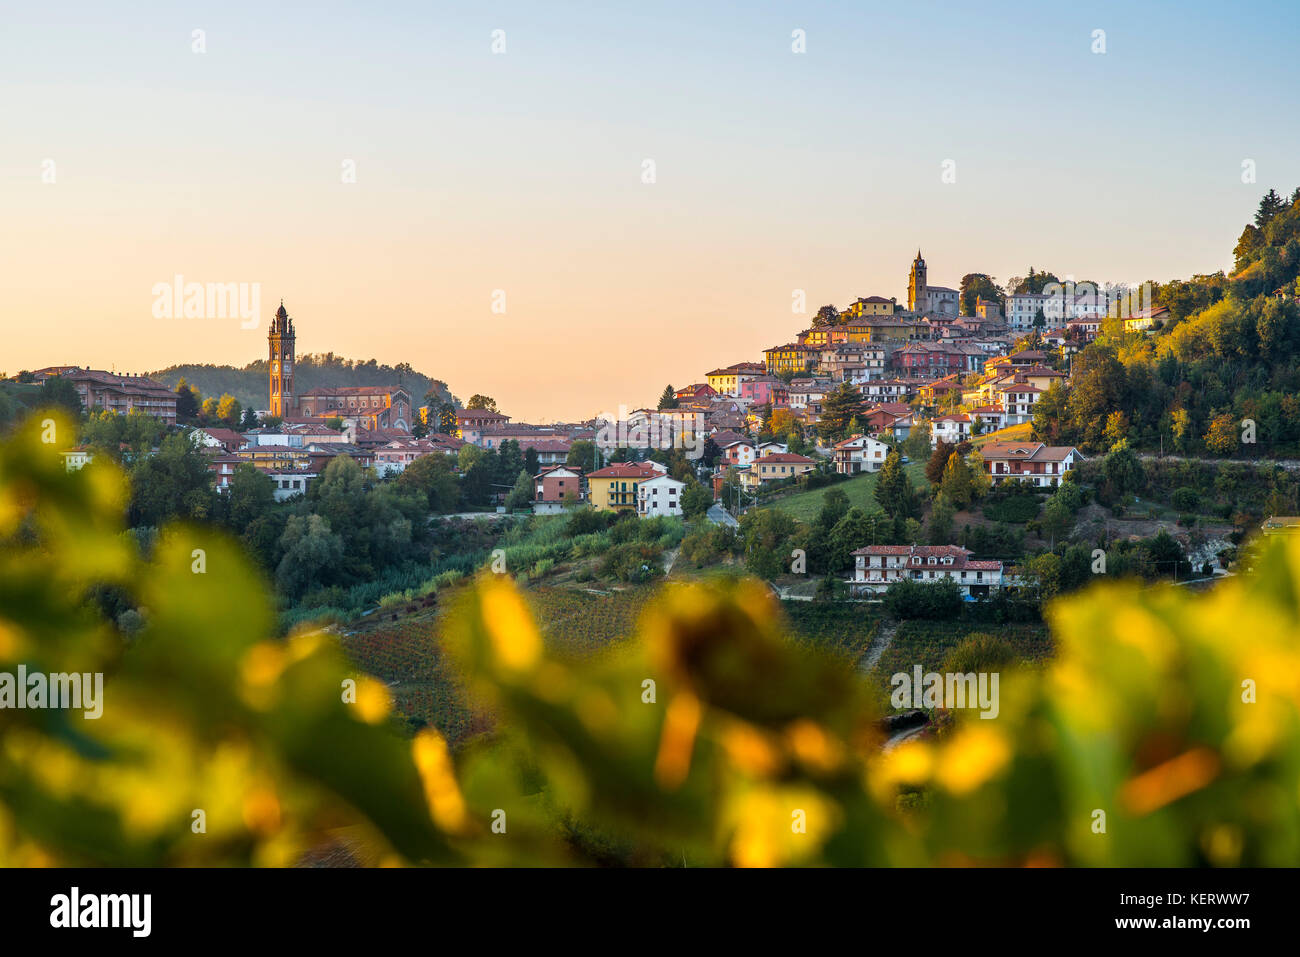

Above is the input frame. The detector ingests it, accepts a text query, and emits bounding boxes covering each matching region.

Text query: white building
[265,469,316,501]
[979,442,1082,488]
[849,544,1003,598]
[831,434,891,474]
[637,474,686,517]
[930,414,971,448]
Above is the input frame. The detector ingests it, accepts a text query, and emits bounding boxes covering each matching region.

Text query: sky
[3,0,1299,421]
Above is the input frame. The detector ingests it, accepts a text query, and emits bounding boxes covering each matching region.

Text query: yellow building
[842,320,915,344]
[586,462,662,512]
[844,296,896,317]
[706,368,738,395]
[739,453,817,489]
[763,343,816,375]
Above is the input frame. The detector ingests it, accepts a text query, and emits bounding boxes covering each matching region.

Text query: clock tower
[268,300,295,418]
[908,250,928,314]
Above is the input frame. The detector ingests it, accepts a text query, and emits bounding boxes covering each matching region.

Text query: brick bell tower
[268,300,295,418]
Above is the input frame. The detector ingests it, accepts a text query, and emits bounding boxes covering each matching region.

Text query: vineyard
[338,581,659,748]
[778,601,881,666]
[338,605,489,748]
[869,618,1054,699]
[524,585,656,658]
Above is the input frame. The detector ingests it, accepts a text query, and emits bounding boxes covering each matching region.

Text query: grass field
[972,422,1033,447]
[765,462,929,522]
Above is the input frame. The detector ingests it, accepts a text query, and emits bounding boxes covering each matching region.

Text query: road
[706,504,739,527]
[1138,453,1300,471]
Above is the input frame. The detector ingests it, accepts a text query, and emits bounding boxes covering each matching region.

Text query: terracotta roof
[587,462,662,479]
[979,442,1080,462]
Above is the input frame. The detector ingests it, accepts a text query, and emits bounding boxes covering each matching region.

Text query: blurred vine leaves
[2,411,1300,866]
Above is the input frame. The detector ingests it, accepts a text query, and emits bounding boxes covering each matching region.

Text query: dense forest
[149,353,456,412]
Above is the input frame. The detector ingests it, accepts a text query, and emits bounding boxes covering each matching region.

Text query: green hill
[149,353,457,413]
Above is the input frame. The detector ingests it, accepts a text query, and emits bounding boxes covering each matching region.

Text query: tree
[505,470,533,511]
[495,440,525,489]
[567,440,597,470]
[1033,381,1069,444]
[1103,411,1130,450]
[927,495,955,545]
[1169,408,1191,453]
[174,378,200,422]
[216,393,242,428]
[968,451,992,499]
[225,463,277,532]
[681,480,713,520]
[939,453,975,510]
[1172,487,1200,513]
[959,274,1005,316]
[770,407,800,437]
[1040,496,1073,547]
[397,453,460,512]
[435,403,458,434]
[925,441,954,485]
[817,383,863,442]
[817,506,874,572]
[874,452,919,521]
[1204,413,1239,456]
[40,376,84,417]
[128,433,215,526]
[1008,268,1061,296]
[739,508,798,579]
[275,513,345,599]
[1102,440,1145,495]
[466,395,498,413]
[657,385,678,411]
[812,304,840,328]
[902,422,931,461]
[1256,188,1286,229]
[524,447,541,477]
[817,487,851,531]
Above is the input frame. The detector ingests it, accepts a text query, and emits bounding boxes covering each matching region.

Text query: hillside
[149,353,456,413]
[1031,186,1300,457]
[766,461,928,522]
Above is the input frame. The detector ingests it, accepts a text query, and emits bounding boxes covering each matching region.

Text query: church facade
[907,251,959,317]
[267,302,413,432]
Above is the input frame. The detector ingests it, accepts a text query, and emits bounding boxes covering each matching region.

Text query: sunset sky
[4,0,1299,420]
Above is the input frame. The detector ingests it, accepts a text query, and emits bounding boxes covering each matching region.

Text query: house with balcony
[849,544,1003,598]
[832,434,891,474]
[980,442,1082,488]
[738,453,816,490]
[586,462,664,512]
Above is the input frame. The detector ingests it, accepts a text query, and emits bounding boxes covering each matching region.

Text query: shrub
[942,633,1017,674]
[883,578,963,620]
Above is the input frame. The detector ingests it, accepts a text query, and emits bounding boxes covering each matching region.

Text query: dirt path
[862,618,898,672]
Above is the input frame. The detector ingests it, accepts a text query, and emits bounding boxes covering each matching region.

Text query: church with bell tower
[268,301,295,418]
[907,250,959,317]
